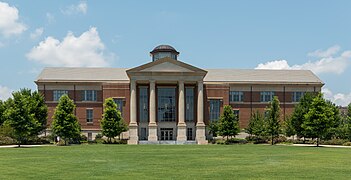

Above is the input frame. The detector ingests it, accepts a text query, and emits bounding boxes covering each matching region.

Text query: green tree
[208,121,219,138]
[302,94,334,147]
[0,100,5,126]
[344,103,351,141]
[5,90,41,147]
[291,92,315,139]
[324,101,341,140]
[51,95,81,145]
[100,98,128,143]
[218,105,240,140]
[265,96,281,145]
[246,110,265,137]
[283,116,296,138]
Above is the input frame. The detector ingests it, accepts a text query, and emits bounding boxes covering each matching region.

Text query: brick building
[36,45,324,144]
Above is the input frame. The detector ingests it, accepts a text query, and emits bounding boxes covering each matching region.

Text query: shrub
[268,136,287,144]
[0,136,16,145]
[245,136,268,144]
[342,142,351,146]
[95,133,103,139]
[225,138,248,144]
[320,139,348,145]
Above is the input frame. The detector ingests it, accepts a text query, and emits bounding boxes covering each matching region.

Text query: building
[36,45,324,144]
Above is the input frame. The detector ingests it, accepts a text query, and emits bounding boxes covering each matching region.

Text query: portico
[126,57,208,144]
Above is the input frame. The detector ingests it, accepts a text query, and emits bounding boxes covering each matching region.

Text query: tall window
[83,90,97,101]
[292,92,305,102]
[139,87,149,122]
[260,91,274,102]
[157,87,176,122]
[234,109,240,120]
[113,98,124,116]
[185,87,194,122]
[53,90,68,101]
[209,99,221,122]
[86,109,93,123]
[230,91,244,102]
[187,128,194,140]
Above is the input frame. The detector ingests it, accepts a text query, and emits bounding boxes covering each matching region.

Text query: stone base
[196,123,208,145]
[128,124,138,144]
[177,124,187,142]
[148,123,158,142]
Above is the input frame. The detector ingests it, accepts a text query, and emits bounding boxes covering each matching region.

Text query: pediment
[127,57,207,76]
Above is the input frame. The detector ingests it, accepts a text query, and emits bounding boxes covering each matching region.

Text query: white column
[196,81,207,144]
[148,80,158,142]
[128,79,138,144]
[177,81,186,143]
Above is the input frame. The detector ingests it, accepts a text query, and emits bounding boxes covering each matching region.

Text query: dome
[150,45,179,54]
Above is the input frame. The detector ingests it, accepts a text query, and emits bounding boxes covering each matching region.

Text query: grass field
[1,144,351,179]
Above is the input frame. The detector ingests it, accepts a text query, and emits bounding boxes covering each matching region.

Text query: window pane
[139,87,149,122]
[84,90,97,101]
[157,88,176,122]
[113,98,124,116]
[230,91,244,102]
[185,87,194,122]
[86,109,93,123]
[209,100,220,122]
[53,90,68,101]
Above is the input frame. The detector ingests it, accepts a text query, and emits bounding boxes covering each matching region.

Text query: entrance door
[160,128,173,140]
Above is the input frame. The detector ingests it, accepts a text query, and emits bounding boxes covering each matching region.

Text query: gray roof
[36,67,323,84]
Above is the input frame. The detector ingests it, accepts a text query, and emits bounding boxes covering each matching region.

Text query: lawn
[1,144,350,179]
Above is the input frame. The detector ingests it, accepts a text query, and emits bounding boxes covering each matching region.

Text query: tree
[0,100,5,126]
[283,116,296,138]
[208,121,219,138]
[100,98,128,143]
[324,101,341,140]
[343,103,351,141]
[265,96,281,145]
[28,91,48,136]
[4,90,41,147]
[302,94,334,147]
[218,105,240,140]
[51,95,81,145]
[291,92,315,139]
[246,110,265,137]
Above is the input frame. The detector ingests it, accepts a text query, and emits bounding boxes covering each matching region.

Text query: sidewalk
[0,144,53,148]
[292,144,351,148]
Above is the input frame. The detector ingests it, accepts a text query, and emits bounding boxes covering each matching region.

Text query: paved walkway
[0,144,53,148]
[292,144,351,148]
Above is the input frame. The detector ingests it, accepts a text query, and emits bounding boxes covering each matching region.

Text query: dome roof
[150,44,179,54]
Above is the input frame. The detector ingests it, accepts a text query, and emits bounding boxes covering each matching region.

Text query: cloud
[255,45,351,75]
[26,27,111,67]
[61,1,88,15]
[46,13,55,23]
[0,86,12,100]
[322,87,351,107]
[30,27,44,39]
[0,1,27,37]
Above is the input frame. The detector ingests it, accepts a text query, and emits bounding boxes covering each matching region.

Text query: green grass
[1,144,351,179]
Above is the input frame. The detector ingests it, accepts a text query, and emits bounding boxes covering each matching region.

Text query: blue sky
[0,0,350,106]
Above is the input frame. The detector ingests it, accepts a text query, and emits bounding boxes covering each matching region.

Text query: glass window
[86,109,93,123]
[292,92,305,102]
[185,87,194,122]
[139,87,149,122]
[234,109,240,120]
[139,128,147,140]
[158,88,176,122]
[209,99,221,122]
[53,90,68,101]
[83,90,97,101]
[187,128,194,140]
[113,98,124,116]
[260,91,274,102]
[230,91,244,102]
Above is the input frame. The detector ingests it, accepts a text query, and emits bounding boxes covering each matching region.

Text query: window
[233,109,240,120]
[157,87,176,122]
[87,133,92,141]
[113,98,124,116]
[86,109,93,123]
[187,128,194,140]
[260,91,274,102]
[292,92,305,102]
[139,128,147,140]
[209,99,221,122]
[139,87,149,122]
[230,91,244,102]
[185,87,194,122]
[83,90,97,101]
[53,90,68,101]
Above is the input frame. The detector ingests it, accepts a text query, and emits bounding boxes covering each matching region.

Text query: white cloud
[26,27,111,67]
[0,1,27,37]
[61,1,88,15]
[0,86,12,100]
[46,13,55,23]
[30,27,44,39]
[255,45,351,75]
[322,87,351,107]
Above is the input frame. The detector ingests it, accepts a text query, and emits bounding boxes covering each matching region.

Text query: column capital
[150,79,156,83]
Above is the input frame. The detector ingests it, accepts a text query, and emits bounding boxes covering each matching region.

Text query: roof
[150,44,179,54]
[36,67,323,85]
[204,69,323,84]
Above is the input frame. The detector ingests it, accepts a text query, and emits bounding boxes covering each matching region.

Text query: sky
[0,0,351,106]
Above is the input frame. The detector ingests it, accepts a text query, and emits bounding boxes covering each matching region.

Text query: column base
[148,123,158,142]
[196,123,208,145]
[177,123,187,142]
[128,123,138,144]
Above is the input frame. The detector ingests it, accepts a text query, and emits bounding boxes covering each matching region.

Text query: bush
[245,136,268,144]
[268,136,287,144]
[286,139,316,144]
[103,139,127,144]
[320,139,348,145]
[225,138,248,144]
[0,136,16,145]
[342,142,351,146]
[95,133,103,139]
